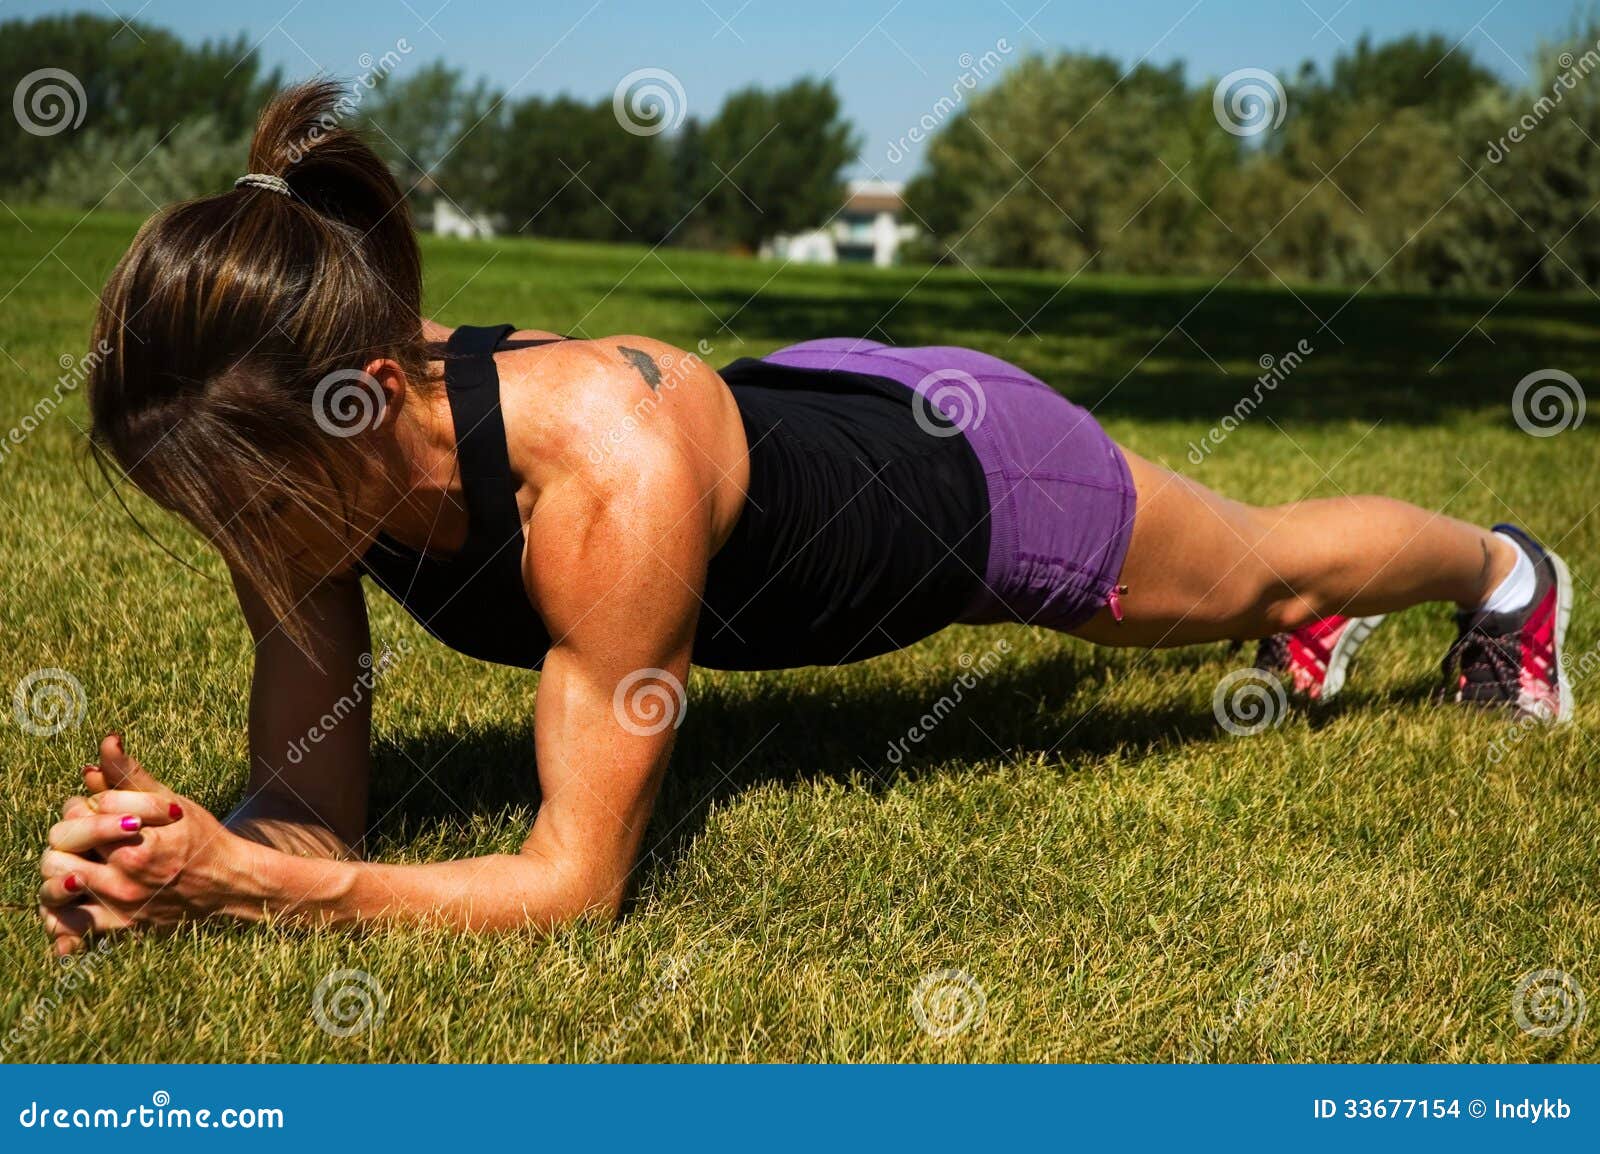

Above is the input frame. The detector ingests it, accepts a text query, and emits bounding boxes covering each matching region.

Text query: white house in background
[762,179,919,267]
[433,198,498,240]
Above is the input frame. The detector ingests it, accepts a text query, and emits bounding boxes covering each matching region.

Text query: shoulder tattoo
[617,345,662,391]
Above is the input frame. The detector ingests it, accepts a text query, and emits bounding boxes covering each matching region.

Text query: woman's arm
[224,571,373,859]
[229,428,707,928]
[40,395,711,941]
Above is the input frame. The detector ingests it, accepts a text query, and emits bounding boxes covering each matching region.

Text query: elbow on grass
[488,852,627,932]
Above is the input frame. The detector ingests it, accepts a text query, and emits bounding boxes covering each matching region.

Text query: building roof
[844,179,904,216]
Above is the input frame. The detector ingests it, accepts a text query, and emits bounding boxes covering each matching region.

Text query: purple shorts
[762,339,1137,631]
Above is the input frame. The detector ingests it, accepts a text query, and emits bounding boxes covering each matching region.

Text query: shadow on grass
[666,276,1599,426]
[363,641,1254,881]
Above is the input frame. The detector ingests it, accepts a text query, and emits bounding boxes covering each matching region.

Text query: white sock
[1480,531,1537,615]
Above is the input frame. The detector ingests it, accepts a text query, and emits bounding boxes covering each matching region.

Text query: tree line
[906,29,1600,291]
[0,13,858,253]
[3,12,1596,291]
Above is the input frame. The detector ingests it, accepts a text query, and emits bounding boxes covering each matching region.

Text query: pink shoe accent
[1257,613,1385,701]
[1516,585,1561,719]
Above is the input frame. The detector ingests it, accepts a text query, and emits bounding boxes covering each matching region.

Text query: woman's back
[359,328,991,671]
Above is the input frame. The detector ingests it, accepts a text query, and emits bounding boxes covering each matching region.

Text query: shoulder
[502,334,709,391]
[497,335,728,478]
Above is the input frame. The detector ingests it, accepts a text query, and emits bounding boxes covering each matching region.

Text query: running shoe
[1254,613,1387,700]
[1441,524,1573,724]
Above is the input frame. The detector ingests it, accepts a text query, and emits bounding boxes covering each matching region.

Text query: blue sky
[11,0,1588,176]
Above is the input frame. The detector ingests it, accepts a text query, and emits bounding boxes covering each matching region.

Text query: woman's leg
[1070,448,1517,648]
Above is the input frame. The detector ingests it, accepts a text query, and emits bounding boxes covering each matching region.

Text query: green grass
[1,207,1598,1062]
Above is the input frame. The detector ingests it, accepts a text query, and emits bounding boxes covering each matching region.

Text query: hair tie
[235,173,291,196]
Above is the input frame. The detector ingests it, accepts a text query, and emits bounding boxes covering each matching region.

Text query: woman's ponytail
[241,79,422,319]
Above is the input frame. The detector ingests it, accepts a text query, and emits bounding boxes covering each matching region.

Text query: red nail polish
[63,875,80,893]
[120,815,141,832]
[168,803,183,820]
[107,732,123,754]
[82,764,96,777]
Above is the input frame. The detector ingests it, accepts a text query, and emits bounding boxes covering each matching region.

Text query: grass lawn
[1,206,1597,1062]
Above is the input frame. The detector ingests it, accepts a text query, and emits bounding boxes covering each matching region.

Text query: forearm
[224,838,612,932]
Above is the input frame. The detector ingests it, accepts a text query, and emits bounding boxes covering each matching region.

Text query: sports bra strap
[445,323,517,358]
[441,324,524,555]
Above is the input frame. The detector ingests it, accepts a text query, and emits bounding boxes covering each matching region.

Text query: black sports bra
[356,325,989,671]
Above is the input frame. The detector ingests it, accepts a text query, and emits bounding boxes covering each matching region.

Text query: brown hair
[88,80,425,646]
